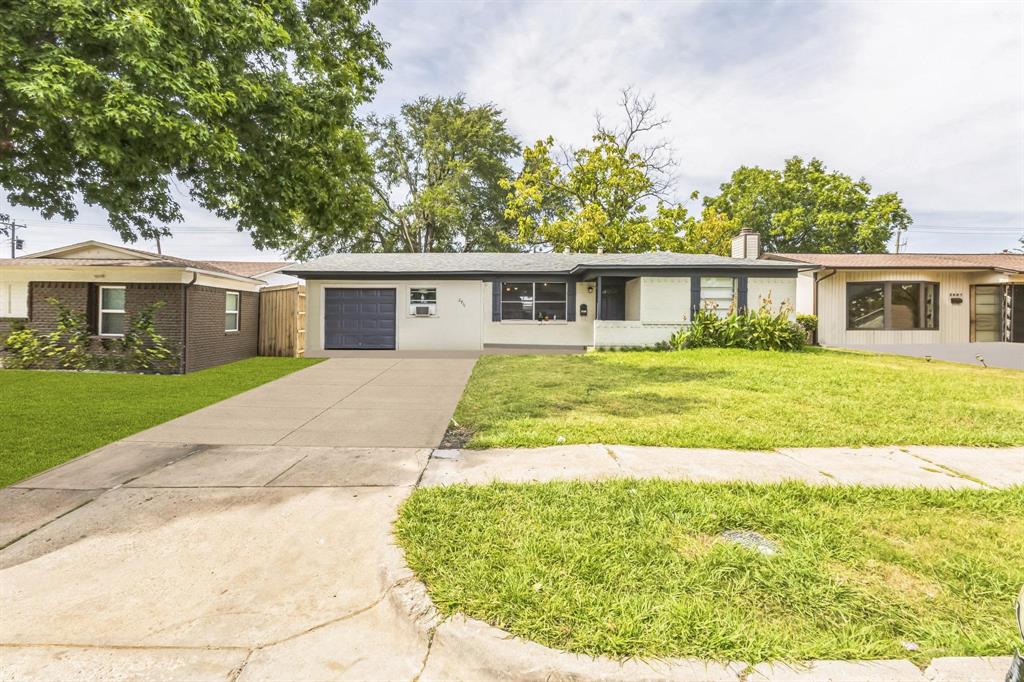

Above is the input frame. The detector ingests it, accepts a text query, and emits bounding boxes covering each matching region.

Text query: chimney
[731,228,761,260]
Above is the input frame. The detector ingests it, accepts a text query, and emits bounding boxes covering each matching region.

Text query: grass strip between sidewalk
[396,480,1024,663]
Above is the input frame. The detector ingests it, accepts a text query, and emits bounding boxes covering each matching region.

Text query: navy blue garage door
[324,288,396,350]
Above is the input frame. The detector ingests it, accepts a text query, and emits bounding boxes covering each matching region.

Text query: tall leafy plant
[118,302,177,372]
[672,300,806,352]
[43,298,93,370]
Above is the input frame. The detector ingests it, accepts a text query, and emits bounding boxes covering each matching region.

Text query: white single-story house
[764,252,1024,345]
[284,232,802,353]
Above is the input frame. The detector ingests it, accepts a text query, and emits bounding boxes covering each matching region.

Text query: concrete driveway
[0,355,475,679]
[125,357,475,447]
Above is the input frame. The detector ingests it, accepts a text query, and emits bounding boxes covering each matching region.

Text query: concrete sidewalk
[2,439,1021,680]
[423,444,1024,489]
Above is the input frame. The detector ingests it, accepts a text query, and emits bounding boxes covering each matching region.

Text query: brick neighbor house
[0,241,287,373]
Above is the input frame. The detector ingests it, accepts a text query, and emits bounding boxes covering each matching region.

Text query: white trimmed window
[98,286,127,336]
[700,277,736,318]
[225,291,240,332]
[409,287,437,316]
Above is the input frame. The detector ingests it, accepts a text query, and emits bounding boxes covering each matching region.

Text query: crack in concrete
[413,450,434,489]
[0,642,248,652]
[228,649,252,682]
[0,493,102,551]
[604,444,623,469]
[411,628,436,682]
[908,453,992,488]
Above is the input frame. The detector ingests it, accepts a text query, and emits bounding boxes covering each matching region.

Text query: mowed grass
[455,348,1024,449]
[0,357,321,486]
[396,481,1024,663]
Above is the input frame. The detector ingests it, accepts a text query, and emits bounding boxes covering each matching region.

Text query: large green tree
[358,95,519,252]
[0,0,388,256]
[502,89,694,253]
[703,157,911,253]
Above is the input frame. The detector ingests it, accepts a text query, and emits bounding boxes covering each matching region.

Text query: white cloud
[459,0,1023,250]
[6,0,1022,256]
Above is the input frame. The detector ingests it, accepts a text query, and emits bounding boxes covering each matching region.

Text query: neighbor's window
[409,287,437,316]
[700,277,736,318]
[225,291,240,332]
[500,282,567,321]
[98,286,126,336]
[847,282,938,330]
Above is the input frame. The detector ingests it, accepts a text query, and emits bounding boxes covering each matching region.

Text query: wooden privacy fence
[258,284,306,357]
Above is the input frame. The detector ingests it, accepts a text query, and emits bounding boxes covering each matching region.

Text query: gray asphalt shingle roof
[284,252,801,275]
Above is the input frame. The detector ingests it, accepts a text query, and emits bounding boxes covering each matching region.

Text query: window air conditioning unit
[412,305,434,317]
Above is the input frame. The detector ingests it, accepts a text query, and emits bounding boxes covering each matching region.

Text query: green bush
[3,324,46,368]
[3,299,179,372]
[672,302,805,352]
[796,313,818,345]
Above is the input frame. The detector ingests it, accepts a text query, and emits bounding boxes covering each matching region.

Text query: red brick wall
[184,285,259,372]
[3,281,260,373]
[2,281,187,371]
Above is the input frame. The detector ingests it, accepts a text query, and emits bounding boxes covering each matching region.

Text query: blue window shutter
[737,276,749,313]
[492,280,501,321]
[690,277,701,318]
[566,280,576,321]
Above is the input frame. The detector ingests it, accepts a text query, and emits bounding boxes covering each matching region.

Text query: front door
[973,285,1002,342]
[599,280,626,320]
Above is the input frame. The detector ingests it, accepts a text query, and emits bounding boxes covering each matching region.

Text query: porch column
[595,275,603,321]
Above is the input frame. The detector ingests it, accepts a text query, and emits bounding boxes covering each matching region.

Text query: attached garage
[324,288,396,350]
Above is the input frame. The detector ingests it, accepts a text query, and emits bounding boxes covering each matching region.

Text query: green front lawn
[455,348,1024,449]
[396,481,1024,663]
[0,357,321,486]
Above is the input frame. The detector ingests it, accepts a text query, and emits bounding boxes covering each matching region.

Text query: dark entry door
[324,288,396,350]
[599,279,627,320]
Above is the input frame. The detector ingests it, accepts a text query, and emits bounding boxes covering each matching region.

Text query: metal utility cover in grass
[720,530,779,556]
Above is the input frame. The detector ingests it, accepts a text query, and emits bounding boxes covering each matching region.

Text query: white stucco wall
[639,277,690,323]
[793,271,816,315]
[593,321,680,347]
[306,279,485,352]
[747,276,798,317]
[625,278,641,320]
[0,281,29,317]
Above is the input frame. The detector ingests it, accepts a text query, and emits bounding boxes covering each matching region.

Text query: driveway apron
[0,356,475,680]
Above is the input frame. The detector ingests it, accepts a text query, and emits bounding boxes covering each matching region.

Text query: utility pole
[155,233,162,255]
[1,217,27,258]
[894,228,907,254]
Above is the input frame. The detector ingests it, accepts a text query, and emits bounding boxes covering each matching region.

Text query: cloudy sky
[5,0,1023,260]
